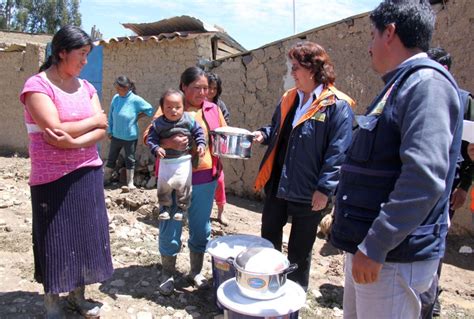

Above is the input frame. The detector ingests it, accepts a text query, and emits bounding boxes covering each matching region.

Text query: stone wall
[0,31,51,46]
[0,1,472,230]
[212,0,473,233]
[99,34,214,172]
[0,44,46,155]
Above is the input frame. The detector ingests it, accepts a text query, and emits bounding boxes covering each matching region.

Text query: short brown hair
[288,41,336,86]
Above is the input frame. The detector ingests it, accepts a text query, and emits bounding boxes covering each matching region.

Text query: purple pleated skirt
[30,166,113,293]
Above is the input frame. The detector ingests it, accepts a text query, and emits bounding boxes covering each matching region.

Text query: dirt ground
[0,155,473,318]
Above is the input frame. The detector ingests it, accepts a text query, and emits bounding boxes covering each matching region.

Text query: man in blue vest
[330,1,463,318]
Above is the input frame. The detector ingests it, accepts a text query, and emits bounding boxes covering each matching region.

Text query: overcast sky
[81,0,380,50]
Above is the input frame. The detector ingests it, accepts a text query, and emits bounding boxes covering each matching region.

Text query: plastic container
[206,234,273,309]
[217,278,306,318]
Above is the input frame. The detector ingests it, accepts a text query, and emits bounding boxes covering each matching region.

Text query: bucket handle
[282,263,298,275]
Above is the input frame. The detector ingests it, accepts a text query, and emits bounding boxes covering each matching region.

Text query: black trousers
[261,189,325,290]
[106,137,137,170]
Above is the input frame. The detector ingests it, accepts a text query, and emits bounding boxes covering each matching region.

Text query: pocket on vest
[347,123,378,163]
[331,203,377,245]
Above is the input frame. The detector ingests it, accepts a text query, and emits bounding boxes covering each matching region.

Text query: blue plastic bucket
[206,234,273,310]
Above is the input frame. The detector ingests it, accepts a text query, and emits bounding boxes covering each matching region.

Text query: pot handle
[226,257,235,266]
[282,263,298,275]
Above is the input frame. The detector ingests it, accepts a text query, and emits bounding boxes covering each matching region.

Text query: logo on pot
[247,277,266,289]
[240,140,251,148]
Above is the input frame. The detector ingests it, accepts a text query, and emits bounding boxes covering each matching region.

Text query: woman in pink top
[19,25,113,318]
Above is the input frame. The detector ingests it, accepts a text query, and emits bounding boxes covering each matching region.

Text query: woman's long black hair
[39,25,93,72]
[206,72,222,103]
[179,66,206,91]
[114,75,137,94]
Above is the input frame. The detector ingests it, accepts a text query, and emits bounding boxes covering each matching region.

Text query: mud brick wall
[99,34,214,170]
[0,1,472,233]
[0,44,46,155]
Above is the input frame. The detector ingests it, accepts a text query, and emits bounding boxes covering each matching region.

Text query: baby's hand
[157,147,166,159]
[197,145,205,157]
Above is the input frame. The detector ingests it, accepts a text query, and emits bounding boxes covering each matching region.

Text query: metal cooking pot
[227,247,298,300]
[210,127,254,159]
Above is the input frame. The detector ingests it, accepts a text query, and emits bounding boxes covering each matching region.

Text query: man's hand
[311,191,328,211]
[352,250,383,284]
[451,188,467,211]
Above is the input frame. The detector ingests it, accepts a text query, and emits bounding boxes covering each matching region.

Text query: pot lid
[206,234,273,258]
[213,126,252,135]
[235,247,288,274]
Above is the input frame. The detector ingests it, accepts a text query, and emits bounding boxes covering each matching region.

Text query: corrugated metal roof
[119,15,246,52]
[96,32,200,45]
[122,15,220,36]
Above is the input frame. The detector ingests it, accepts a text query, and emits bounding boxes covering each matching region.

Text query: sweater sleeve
[146,121,161,156]
[190,119,206,148]
[358,70,461,263]
[217,99,231,125]
[136,95,154,116]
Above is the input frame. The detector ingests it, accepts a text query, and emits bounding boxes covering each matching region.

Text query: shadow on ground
[99,264,222,317]
[443,233,474,271]
[315,283,344,309]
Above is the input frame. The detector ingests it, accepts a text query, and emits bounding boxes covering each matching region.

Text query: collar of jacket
[281,85,355,129]
[254,85,355,191]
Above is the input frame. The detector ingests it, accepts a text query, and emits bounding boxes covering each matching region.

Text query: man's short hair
[370,0,435,52]
[427,47,452,71]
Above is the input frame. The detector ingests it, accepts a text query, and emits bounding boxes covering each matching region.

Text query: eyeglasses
[291,64,303,72]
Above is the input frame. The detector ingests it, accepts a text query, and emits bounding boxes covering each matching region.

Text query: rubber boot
[103,167,113,185]
[66,286,101,318]
[158,255,176,296]
[189,251,209,289]
[126,169,136,190]
[44,293,67,319]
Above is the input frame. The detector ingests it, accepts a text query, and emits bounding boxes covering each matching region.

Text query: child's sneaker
[159,206,170,220]
[173,209,185,222]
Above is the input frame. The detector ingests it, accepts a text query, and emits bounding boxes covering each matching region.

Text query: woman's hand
[43,128,76,148]
[312,191,328,211]
[253,131,264,144]
[94,110,108,129]
[160,134,189,151]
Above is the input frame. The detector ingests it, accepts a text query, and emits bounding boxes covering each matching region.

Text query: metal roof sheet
[121,15,220,36]
[96,32,200,45]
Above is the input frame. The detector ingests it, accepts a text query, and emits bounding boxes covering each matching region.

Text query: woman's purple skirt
[31,166,113,294]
